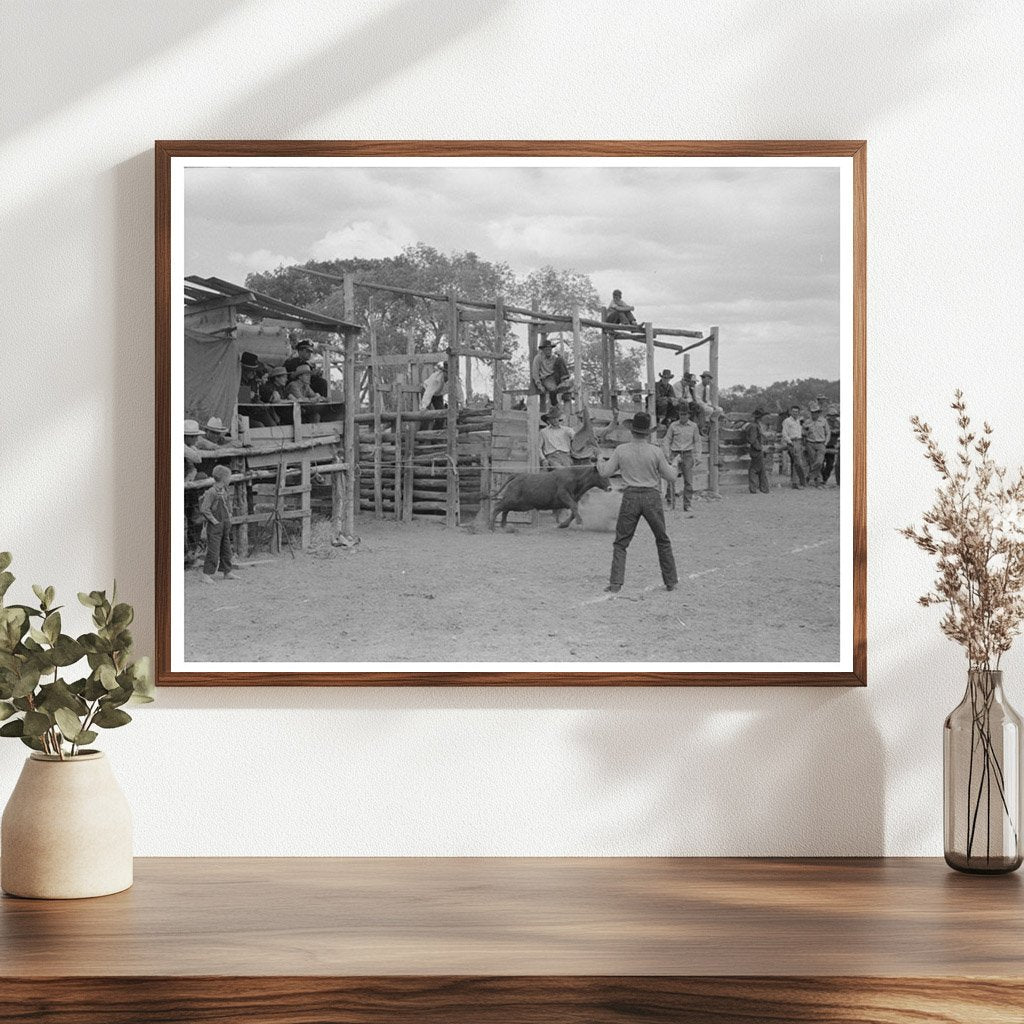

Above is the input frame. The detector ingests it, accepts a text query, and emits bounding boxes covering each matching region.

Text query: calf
[490,465,611,531]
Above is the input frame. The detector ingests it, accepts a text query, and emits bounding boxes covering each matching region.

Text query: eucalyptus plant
[0,552,153,759]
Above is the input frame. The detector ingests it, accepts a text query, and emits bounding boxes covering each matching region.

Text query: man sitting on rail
[532,338,561,409]
[606,289,638,326]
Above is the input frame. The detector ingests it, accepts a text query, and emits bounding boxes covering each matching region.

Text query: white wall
[1,0,1022,855]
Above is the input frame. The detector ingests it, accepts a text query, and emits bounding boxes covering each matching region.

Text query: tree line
[245,244,642,396]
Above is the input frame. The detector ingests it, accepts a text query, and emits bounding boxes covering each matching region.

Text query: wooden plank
[357,352,448,367]
[492,460,529,474]
[572,311,582,409]
[369,315,383,519]
[300,457,311,549]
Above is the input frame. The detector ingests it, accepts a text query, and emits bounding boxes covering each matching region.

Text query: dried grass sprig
[902,391,1024,670]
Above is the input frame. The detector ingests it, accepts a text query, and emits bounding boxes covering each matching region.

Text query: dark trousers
[787,443,807,488]
[822,449,839,484]
[748,451,770,493]
[610,487,678,586]
[203,519,233,576]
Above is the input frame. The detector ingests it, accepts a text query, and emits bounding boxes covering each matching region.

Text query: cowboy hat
[541,409,563,425]
[627,411,654,434]
[659,369,674,379]
[183,419,200,435]
[240,351,260,368]
[205,416,229,433]
[290,362,313,379]
[268,364,288,379]
[537,339,554,350]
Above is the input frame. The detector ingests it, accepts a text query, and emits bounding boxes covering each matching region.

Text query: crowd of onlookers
[745,401,840,495]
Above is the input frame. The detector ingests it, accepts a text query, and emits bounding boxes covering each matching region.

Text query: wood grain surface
[2,857,1021,1022]
[155,139,867,687]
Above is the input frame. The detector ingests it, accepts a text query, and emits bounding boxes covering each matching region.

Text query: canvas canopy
[185,328,240,429]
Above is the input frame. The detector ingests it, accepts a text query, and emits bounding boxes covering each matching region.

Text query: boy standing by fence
[200,464,237,584]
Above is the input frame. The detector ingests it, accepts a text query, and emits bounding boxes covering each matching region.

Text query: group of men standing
[746,401,839,494]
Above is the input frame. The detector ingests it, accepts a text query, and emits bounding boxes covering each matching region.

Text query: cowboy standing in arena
[745,407,770,494]
[804,401,832,486]
[598,411,679,593]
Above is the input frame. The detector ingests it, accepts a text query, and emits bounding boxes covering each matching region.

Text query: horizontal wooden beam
[357,353,446,367]
[459,348,509,360]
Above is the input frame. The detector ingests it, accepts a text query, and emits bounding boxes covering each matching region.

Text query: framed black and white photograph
[155,141,865,686]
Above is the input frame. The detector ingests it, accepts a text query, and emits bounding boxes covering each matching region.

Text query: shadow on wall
[570,687,885,856]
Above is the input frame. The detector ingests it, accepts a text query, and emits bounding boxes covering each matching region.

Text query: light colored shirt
[540,424,575,456]
[532,351,557,386]
[662,420,699,453]
[781,416,804,444]
[599,439,677,488]
[805,416,831,444]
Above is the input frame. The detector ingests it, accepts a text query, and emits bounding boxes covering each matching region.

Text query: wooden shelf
[2,857,1022,1022]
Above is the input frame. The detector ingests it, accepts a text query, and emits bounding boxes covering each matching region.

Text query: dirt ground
[184,481,841,666]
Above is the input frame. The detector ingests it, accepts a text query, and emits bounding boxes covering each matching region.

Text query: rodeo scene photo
[176,160,846,670]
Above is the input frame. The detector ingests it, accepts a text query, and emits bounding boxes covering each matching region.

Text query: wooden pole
[708,325,720,497]
[645,321,656,421]
[572,310,582,416]
[527,297,539,407]
[446,293,460,527]
[527,392,540,527]
[342,274,356,538]
[609,330,618,410]
[493,295,505,411]
[369,308,383,519]
[300,455,311,549]
[393,381,402,522]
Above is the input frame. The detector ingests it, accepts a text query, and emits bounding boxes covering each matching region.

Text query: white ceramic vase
[1,751,133,899]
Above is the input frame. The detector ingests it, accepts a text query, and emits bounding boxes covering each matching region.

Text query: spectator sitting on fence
[606,290,637,326]
[655,369,679,424]
[539,408,575,469]
[200,464,237,584]
[195,416,231,450]
[532,338,561,409]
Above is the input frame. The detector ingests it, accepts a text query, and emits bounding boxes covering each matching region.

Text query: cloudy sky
[185,162,841,387]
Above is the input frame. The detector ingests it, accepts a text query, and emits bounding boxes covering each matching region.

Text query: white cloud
[228,249,298,274]
[308,219,416,261]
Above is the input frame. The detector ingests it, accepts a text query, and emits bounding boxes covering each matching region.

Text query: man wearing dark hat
[531,337,560,409]
[598,411,679,593]
[284,338,316,374]
[655,368,678,423]
[745,408,771,494]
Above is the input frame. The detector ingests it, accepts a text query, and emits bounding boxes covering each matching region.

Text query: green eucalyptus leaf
[12,697,33,712]
[104,685,132,709]
[19,734,45,751]
[37,679,88,717]
[0,552,11,573]
[42,611,60,644]
[110,603,134,630]
[28,627,49,646]
[78,592,99,608]
[22,710,50,738]
[129,657,154,699]
[83,675,108,701]
[0,572,14,602]
[98,663,118,691]
[0,701,15,721]
[0,718,24,738]
[53,707,84,741]
[93,705,131,729]
[11,665,41,699]
[74,730,98,746]
[49,635,85,667]
[0,607,27,652]
[0,651,19,674]
[31,584,47,608]
[44,586,55,608]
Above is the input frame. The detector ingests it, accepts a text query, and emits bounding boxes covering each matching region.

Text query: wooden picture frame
[156,140,866,686]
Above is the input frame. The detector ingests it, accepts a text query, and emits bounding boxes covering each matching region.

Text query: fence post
[708,325,720,497]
